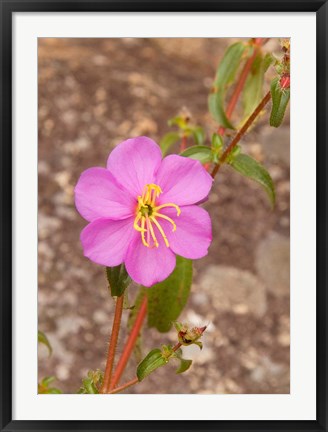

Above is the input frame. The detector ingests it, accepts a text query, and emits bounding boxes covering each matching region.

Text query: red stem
[108,377,139,394]
[110,295,148,390]
[180,134,187,152]
[100,295,124,394]
[211,90,271,178]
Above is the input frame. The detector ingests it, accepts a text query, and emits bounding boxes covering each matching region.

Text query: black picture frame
[1,1,327,431]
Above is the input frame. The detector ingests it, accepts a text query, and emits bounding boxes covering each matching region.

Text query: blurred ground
[38,38,290,394]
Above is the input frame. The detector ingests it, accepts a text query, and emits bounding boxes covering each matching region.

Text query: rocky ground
[38,38,290,394]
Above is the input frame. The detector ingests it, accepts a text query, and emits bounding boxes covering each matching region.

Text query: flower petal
[80,217,135,267]
[107,136,162,196]
[75,167,136,222]
[125,228,176,287]
[155,154,213,206]
[160,205,212,259]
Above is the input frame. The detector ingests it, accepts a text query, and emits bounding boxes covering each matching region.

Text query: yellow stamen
[152,212,177,232]
[140,217,149,247]
[154,203,181,216]
[133,183,180,249]
[150,216,170,247]
[133,213,144,232]
[146,217,159,248]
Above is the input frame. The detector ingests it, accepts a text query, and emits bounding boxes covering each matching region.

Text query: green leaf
[160,132,180,156]
[147,256,192,333]
[106,264,131,297]
[211,133,224,163]
[46,388,62,394]
[81,378,99,394]
[214,42,246,89]
[208,92,235,130]
[41,376,55,386]
[242,54,264,119]
[270,77,290,127]
[168,115,188,129]
[173,348,192,374]
[38,376,62,394]
[38,330,52,356]
[136,348,168,381]
[191,126,205,146]
[78,370,104,394]
[229,153,275,206]
[180,145,213,164]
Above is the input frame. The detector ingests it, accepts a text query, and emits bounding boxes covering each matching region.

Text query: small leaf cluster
[136,322,206,382]
[160,111,205,156]
[38,330,52,356]
[269,39,290,127]
[136,345,193,382]
[38,376,62,394]
[38,330,63,394]
[106,264,131,297]
[77,369,104,394]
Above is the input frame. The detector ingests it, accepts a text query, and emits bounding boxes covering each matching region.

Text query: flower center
[133,183,181,248]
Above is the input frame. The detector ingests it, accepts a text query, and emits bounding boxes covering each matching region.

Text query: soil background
[38,38,290,394]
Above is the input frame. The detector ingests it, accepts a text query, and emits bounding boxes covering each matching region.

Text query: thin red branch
[108,377,139,394]
[100,295,124,394]
[180,134,187,152]
[110,295,148,390]
[211,90,271,178]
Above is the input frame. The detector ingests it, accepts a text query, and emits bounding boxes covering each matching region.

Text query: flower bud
[280,74,290,90]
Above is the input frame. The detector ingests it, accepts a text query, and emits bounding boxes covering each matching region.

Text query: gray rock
[198,265,267,318]
[255,232,290,297]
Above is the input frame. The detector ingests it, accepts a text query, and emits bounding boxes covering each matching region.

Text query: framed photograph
[1,1,327,431]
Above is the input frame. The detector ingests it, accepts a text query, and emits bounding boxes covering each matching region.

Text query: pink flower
[75,136,213,287]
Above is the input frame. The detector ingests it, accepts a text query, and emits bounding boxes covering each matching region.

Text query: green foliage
[209,42,247,130]
[160,132,180,156]
[77,370,104,394]
[242,53,273,119]
[229,152,275,206]
[38,330,52,356]
[180,145,213,164]
[208,92,234,130]
[106,264,131,297]
[136,345,192,381]
[173,349,192,374]
[147,256,192,333]
[214,42,247,89]
[162,113,206,154]
[211,133,224,163]
[270,77,290,127]
[38,376,62,394]
[190,126,206,146]
[136,348,168,381]
[168,115,189,129]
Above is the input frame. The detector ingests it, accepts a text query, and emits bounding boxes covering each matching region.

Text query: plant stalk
[108,377,139,394]
[100,295,124,394]
[211,90,271,178]
[110,295,148,390]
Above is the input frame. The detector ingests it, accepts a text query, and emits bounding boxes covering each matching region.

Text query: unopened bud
[175,322,207,348]
[280,74,290,89]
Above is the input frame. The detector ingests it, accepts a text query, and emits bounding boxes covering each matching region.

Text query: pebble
[255,232,290,297]
[198,265,267,318]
